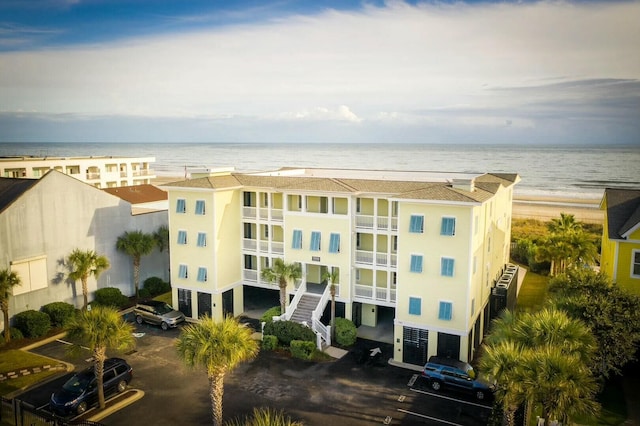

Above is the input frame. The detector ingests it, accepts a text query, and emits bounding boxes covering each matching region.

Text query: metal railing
[311,285,332,347]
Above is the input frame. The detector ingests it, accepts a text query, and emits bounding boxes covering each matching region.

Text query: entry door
[198,292,212,318]
[403,327,428,366]
[437,332,461,359]
[222,289,234,317]
[352,302,362,327]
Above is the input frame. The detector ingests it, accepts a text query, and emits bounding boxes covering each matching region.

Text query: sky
[0,0,639,144]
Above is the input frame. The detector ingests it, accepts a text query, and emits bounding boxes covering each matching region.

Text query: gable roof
[103,184,167,204]
[0,177,39,213]
[603,188,640,239]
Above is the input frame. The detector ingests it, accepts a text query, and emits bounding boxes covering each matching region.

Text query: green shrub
[138,287,152,299]
[41,302,76,327]
[334,317,357,347]
[260,306,281,323]
[290,340,316,360]
[143,277,171,296]
[1,327,24,342]
[93,287,129,309]
[262,334,278,351]
[226,407,304,426]
[13,310,51,338]
[263,320,315,346]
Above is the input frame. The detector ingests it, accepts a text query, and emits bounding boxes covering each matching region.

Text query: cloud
[0,1,638,143]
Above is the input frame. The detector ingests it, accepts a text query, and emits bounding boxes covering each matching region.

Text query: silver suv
[134,300,185,330]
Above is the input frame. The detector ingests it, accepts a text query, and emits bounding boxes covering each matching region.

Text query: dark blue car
[50,358,133,416]
[421,356,494,400]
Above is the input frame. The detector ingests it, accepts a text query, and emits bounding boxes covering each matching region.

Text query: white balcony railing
[242,238,257,251]
[356,214,399,231]
[354,284,396,303]
[243,269,258,282]
[272,241,284,254]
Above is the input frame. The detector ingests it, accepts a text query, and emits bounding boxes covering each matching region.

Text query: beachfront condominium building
[0,155,155,188]
[162,167,520,366]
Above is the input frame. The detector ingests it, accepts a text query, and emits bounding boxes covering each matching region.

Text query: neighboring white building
[163,167,520,366]
[0,155,156,188]
[0,170,168,330]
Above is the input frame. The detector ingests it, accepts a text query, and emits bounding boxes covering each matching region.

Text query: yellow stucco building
[162,167,520,366]
[600,188,640,295]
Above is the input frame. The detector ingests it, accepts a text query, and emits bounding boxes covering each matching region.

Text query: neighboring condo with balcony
[0,155,155,188]
[162,167,520,366]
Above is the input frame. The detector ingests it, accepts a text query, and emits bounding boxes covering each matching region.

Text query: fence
[0,397,104,426]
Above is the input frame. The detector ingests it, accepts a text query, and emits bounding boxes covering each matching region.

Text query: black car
[421,356,494,400]
[50,358,133,416]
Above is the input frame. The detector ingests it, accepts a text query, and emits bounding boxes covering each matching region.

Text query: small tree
[66,306,135,410]
[68,249,110,310]
[261,259,302,314]
[321,267,339,341]
[176,316,259,426]
[116,230,155,299]
[0,269,21,342]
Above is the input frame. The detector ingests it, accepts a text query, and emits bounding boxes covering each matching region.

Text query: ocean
[1,142,638,199]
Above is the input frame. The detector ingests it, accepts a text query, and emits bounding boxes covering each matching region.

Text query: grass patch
[515,268,549,312]
[153,291,172,305]
[0,350,65,397]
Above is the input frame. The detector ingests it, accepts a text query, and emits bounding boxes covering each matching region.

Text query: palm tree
[261,259,302,314]
[68,249,110,310]
[321,267,339,340]
[116,230,156,299]
[0,269,21,342]
[153,225,170,253]
[481,308,598,424]
[548,212,581,234]
[175,315,259,426]
[479,340,526,426]
[66,306,135,411]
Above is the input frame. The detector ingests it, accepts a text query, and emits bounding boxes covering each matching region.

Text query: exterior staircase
[289,293,321,325]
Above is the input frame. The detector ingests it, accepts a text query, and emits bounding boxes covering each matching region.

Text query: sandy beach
[152,176,604,225]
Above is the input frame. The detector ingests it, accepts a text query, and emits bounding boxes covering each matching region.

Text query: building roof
[162,167,519,203]
[103,184,168,204]
[0,177,38,213]
[603,188,640,239]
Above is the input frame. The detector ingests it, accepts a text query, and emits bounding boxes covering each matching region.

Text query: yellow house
[163,167,520,366]
[600,188,640,295]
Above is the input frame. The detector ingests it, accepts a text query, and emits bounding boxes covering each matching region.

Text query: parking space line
[410,388,493,409]
[397,408,464,425]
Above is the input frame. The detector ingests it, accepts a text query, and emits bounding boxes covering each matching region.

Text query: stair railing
[311,284,332,347]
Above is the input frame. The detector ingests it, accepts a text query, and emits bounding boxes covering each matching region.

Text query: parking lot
[18,320,493,425]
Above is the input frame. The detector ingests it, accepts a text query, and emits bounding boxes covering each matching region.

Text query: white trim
[631,249,640,279]
[622,222,640,239]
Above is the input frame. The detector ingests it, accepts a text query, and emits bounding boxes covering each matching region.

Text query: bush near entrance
[334,317,357,347]
[13,310,51,338]
[263,320,315,346]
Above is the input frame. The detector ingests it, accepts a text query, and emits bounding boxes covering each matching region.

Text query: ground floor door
[198,291,212,318]
[403,327,428,366]
[437,332,461,359]
[352,302,362,327]
[222,289,234,317]
[178,288,192,318]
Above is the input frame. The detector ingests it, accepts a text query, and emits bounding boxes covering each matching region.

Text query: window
[633,250,640,277]
[195,200,206,215]
[329,233,340,253]
[441,258,455,277]
[176,198,186,213]
[310,231,321,251]
[441,217,456,236]
[178,264,188,279]
[177,230,187,245]
[439,301,453,320]
[355,269,361,283]
[264,225,269,238]
[410,255,423,273]
[292,229,302,249]
[409,215,424,233]
[392,236,398,252]
[356,198,361,213]
[197,267,208,282]
[356,233,362,249]
[197,232,207,247]
[409,297,421,315]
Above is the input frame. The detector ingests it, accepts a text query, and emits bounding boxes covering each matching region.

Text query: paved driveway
[23,322,493,425]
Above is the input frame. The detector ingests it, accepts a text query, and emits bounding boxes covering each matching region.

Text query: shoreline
[151,176,604,224]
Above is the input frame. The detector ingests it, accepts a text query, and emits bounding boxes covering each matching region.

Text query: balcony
[354,284,396,303]
[242,238,284,255]
[86,172,101,180]
[242,206,284,222]
[132,169,153,177]
[355,214,398,231]
[355,250,397,268]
